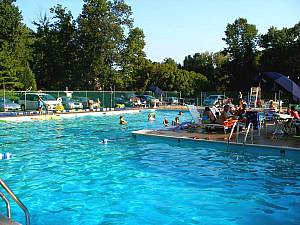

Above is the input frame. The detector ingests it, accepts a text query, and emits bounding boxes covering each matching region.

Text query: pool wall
[133,131,300,159]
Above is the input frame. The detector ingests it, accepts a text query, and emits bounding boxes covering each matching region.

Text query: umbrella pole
[278,90,281,112]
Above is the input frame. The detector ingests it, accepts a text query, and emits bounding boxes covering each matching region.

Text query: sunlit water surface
[1,110,300,225]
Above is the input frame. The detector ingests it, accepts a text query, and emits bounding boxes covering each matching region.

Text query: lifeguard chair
[249,87,261,108]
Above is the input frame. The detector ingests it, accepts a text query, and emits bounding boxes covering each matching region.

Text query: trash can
[88,100,94,110]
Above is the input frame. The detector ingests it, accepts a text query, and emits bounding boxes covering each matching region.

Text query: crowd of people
[201,103,247,125]
[117,100,300,136]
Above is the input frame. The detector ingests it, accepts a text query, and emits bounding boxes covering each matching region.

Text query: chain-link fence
[0,89,293,112]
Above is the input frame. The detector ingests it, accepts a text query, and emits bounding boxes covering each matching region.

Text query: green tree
[32,5,78,90]
[259,22,300,82]
[183,52,214,78]
[182,51,229,91]
[134,58,209,96]
[121,27,146,89]
[0,0,36,90]
[223,18,259,90]
[31,14,52,89]
[77,0,133,90]
[212,52,230,91]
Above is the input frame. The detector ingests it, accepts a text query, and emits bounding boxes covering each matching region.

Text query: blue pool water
[1,110,300,225]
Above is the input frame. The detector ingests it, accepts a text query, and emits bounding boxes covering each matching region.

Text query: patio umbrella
[148,84,164,95]
[261,72,300,102]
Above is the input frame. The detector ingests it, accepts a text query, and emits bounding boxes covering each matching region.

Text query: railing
[0,179,30,225]
[226,121,239,151]
[243,122,254,146]
[0,191,11,218]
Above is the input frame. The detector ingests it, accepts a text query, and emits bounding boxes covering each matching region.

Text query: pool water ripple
[1,111,300,225]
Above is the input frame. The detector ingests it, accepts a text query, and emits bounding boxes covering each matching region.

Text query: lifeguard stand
[249,87,261,108]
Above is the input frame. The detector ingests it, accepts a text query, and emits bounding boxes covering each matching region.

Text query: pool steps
[0,214,21,225]
[227,122,254,151]
[0,179,30,225]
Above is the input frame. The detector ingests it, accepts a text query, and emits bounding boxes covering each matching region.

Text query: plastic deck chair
[186,105,229,133]
[186,105,201,124]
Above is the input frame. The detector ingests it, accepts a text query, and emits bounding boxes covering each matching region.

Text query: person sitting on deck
[202,107,216,124]
[269,100,274,109]
[285,106,300,135]
[234,103,247,121]
[216,105,232,125]
[290,106,300,120]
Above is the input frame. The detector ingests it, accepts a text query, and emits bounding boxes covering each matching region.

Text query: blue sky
[16,0,300,64]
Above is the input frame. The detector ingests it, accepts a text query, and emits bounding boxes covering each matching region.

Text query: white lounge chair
[186,105,231,133]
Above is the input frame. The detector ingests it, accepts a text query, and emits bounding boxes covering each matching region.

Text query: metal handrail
[0,179,30,225]
[0,191,11,218]
[226,121,239,151]
[243,122,254,145]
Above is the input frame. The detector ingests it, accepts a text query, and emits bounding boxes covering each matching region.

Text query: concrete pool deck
[133,125,300,150]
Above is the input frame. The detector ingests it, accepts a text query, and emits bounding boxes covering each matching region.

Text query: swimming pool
[1,110,300,225]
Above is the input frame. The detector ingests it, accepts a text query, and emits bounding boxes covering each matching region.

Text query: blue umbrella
[148,84,164,95]
[262,72,300,102]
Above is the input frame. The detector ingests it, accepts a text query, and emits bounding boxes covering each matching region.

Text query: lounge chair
[186,105,234,133]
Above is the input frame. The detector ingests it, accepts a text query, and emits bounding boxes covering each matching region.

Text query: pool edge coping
[132,129,300,151]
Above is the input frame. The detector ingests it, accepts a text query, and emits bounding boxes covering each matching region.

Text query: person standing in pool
[119,116,127,125]
[163,117,169,127]
[148,112,156,121]
[172,116,180,125]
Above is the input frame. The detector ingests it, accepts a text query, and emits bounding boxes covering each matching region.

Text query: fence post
[110,87,112,109]
[103,90,105,108]
[200,91,203,107]
[113,84,115,108]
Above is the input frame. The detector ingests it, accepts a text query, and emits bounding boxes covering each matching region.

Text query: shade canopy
[262,72,300,102]
[148,84,164,95]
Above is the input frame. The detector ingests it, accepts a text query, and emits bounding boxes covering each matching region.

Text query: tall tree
[0,0,36,90]
[32,5,78,90]
[182,51,229,91]
[121,27,146,89]
[212,52,230,91]
[77,0,133,90]
[259,22,300,82]
[223,18,259,90]
[183,52,214,78]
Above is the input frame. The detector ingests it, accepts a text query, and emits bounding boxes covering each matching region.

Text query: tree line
[0,0,299,96]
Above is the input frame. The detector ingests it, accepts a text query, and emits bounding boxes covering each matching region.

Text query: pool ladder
[0,179,30,225]
[227,122,254,151]
[243,122,254,146]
